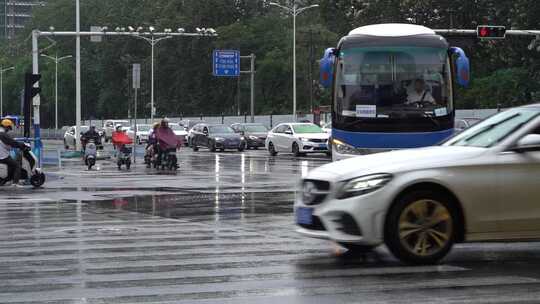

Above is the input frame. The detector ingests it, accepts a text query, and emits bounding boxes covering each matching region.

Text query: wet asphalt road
[2,146,540,303]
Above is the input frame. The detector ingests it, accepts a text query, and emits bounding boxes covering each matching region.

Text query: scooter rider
[0,119,29,187]
[155,118,174,162]
[81,125,101,151]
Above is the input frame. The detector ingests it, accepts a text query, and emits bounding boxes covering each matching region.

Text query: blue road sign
[213,50,240,77]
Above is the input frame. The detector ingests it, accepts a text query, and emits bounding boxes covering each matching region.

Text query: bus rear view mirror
[320,48,336,88]
[450,47,470,88]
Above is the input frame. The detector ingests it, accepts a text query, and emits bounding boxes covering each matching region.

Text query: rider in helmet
[0,119,28,186]
[81,125,101,151]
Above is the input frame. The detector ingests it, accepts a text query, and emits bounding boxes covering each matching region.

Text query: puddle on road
[91,191,295,222]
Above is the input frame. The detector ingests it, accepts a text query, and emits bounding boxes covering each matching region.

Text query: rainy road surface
[2,148,540,303]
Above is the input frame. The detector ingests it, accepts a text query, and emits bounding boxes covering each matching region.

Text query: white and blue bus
[320,24,471,161]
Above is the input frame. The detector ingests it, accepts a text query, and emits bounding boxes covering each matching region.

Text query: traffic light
[477,25,506,39]
[23,73,41,137]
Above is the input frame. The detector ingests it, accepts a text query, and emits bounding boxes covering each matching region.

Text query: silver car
[296,104,540,264]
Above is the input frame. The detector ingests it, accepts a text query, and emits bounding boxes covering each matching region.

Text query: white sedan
[295,104,540,264]
[266,123,330,157]
[135,124,152,144]
[170,123,189,146]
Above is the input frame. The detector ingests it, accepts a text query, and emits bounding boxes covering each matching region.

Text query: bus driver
[406,78,435,105]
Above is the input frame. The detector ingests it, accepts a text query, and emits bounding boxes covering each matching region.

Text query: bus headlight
[333,139,357,154]
[338,174,393,199]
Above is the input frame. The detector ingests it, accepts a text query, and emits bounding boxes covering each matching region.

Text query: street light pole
[0,66,15,117]
[41,54,72,130]
[128,33,172,121]
[269,1,319,121]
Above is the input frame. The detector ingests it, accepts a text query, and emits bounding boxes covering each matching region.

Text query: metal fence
[82,109,494,130]
[8,109,498,138]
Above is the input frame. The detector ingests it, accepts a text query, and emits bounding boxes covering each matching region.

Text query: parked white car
[170,123,189,146]
[135,124,152,144]
[266,123,330,157]
[295,104,540,265]
[122,126,135,140]
[103,120,129,142]
[63,125,89,150]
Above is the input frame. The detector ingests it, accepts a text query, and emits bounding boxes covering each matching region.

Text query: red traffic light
[477,25,506,39]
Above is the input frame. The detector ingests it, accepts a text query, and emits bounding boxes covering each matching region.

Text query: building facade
[1,0,43,40]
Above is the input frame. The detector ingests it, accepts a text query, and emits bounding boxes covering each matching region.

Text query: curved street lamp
[41,54,73,130]
[269,1,319,121]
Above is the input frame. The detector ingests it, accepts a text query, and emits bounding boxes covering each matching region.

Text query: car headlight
[337,174,393,199]
[248,135,258,140]
[333,139,358,155]
[299,137,309,142]
[214,137,225,142]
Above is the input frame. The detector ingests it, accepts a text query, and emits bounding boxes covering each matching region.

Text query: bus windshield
[335,47,452,123]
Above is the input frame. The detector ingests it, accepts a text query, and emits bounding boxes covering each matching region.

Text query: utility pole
[75,0,81,151]
[240,54,256,123]
[132,63,140,164]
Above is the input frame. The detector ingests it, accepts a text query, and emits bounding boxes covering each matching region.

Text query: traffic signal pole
[434,28,540,37]
[30,29,215,153]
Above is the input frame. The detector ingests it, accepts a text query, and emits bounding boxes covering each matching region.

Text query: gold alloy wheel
[398,199,453,257]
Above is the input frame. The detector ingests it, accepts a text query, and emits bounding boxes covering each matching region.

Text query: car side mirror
[240,131,245,136]
[511,134,540,153]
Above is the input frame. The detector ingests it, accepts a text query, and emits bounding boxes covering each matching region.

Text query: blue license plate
[319,144,327,148]
[296,207,313,225]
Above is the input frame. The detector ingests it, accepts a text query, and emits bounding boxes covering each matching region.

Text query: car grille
[298,215,326,231]
[309,139,327,143]
[302,179,331,206]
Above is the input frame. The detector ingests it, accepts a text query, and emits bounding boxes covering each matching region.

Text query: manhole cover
[59,227,140,235]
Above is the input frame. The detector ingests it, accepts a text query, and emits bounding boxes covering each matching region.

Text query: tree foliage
[1,0,540,127]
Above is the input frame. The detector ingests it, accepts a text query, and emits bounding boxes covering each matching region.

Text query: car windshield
[444,108,540,148]
[138,125,150,131]
[209,125,234,134]
[245,125,268,132]
[293,124,324,134]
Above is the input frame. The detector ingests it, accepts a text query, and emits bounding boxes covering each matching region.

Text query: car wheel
[64,139,69,150]
[384,189,458,265]
[268,142,278,156]
[192,144,199,152]
[210,142,217,152]
[292,142,302,157]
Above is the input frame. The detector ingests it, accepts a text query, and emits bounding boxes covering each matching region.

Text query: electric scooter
[0,144,45,188]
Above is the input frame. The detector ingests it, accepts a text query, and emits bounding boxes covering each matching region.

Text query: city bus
[320,23,470,161]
